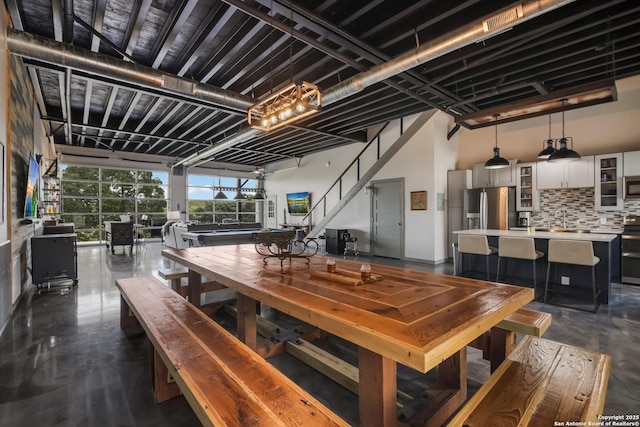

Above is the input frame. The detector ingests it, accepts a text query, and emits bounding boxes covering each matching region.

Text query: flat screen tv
[24,154,40,218]
[286,191,310,215]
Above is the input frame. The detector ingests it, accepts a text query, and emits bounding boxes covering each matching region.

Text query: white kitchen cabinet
[595,153,623,211]
[536,155,594,189]
[623,150,640,176]
[472,159,518,188]
[516,162,539,211]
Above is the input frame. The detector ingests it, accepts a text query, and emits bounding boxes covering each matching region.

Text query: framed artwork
[410,191,427,210]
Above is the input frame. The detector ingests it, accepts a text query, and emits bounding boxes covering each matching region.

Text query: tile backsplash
[529,188,640,230]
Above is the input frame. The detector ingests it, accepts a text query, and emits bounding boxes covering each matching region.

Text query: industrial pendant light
[484,114,509,169]
[232,178,246,201]
[213,177,228,200]
[548,100,581,163]
[537,114,556,159]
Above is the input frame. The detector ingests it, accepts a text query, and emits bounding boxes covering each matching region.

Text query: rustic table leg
[439,348,467,389]
[433,349,468,426]
[237,293,258,351]
[188,269,201,307]
[490,327,517,372]
[407,348,468,427]
[358,346,397,427]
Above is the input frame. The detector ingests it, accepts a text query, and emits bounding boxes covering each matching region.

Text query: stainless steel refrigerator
[464,187,516,230]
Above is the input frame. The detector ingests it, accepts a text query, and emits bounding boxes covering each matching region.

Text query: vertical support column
[237,293,257,351]
[188,269,201,307]
[358,346,397,427]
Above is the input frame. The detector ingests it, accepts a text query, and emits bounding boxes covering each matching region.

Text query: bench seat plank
[117,276,347,427]
[158,268,188,280]
[495,308,552,337]
[448,335,610,426]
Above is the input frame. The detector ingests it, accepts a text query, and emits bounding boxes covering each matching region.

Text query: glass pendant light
[537,114,556,159]
[548,100,581,163]
[484,115,509,169]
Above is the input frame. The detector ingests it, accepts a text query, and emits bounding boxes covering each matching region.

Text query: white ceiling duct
[6,29,255,114]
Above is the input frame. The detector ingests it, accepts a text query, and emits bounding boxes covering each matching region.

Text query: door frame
[369,177,405,259]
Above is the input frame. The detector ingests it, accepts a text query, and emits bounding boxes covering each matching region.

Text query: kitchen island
[453,229,620,305]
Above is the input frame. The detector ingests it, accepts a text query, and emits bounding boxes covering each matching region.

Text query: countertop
[454,228,618,242]
[509,227,622,235]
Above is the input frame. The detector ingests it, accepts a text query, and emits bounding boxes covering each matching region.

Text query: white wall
[265,111,458,263]
[456,75,640,169]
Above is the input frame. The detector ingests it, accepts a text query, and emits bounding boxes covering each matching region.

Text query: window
[61,165,168,242]
[187,174,259,223]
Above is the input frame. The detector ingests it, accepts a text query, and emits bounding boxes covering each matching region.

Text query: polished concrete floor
[0,241,638,426]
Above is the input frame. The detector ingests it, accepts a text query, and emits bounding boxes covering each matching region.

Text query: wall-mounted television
[286,191,310,215]
[24,154,40,218]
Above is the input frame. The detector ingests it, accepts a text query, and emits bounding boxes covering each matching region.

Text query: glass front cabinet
[516,162,539,211]
[595,153,623,211]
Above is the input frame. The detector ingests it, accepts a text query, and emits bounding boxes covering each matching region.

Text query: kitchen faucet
[555,209,567,229]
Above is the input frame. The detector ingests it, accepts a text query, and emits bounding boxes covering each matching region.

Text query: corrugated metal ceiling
[6,0,640,168]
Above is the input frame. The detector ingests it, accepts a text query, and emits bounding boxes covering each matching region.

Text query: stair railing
[302,121,391,226]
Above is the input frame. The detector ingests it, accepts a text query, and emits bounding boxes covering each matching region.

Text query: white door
[266,195,277,229]
[371,179,404,259]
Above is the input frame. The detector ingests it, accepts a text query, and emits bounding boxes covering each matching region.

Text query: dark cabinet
[325,229,349,255]
[105,222,134,254]
[43,223,75,235]
[31,233,78,287]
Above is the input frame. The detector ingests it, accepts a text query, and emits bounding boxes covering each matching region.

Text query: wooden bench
[470,307,552,371]
[448,335,611,426]
[158,268,188,297]
[117,276,348,427]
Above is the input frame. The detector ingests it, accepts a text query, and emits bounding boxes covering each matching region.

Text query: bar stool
[458,235,497,281]
[496,237,544,289]
[343,236,359,258]
[544,239,600,312]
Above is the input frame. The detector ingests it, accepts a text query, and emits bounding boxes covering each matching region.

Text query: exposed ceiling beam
[456,80,618,128]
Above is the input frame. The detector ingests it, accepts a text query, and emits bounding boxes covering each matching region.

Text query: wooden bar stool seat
[496,236,544,290]
[544,239,600,312]
[458,235,497,281]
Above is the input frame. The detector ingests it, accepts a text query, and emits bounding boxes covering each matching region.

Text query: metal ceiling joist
[224,0,461,113]
[254,0,469,108]
[176,0,576,167]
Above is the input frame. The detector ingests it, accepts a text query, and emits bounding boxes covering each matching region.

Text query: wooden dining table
[162,244,534,426]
